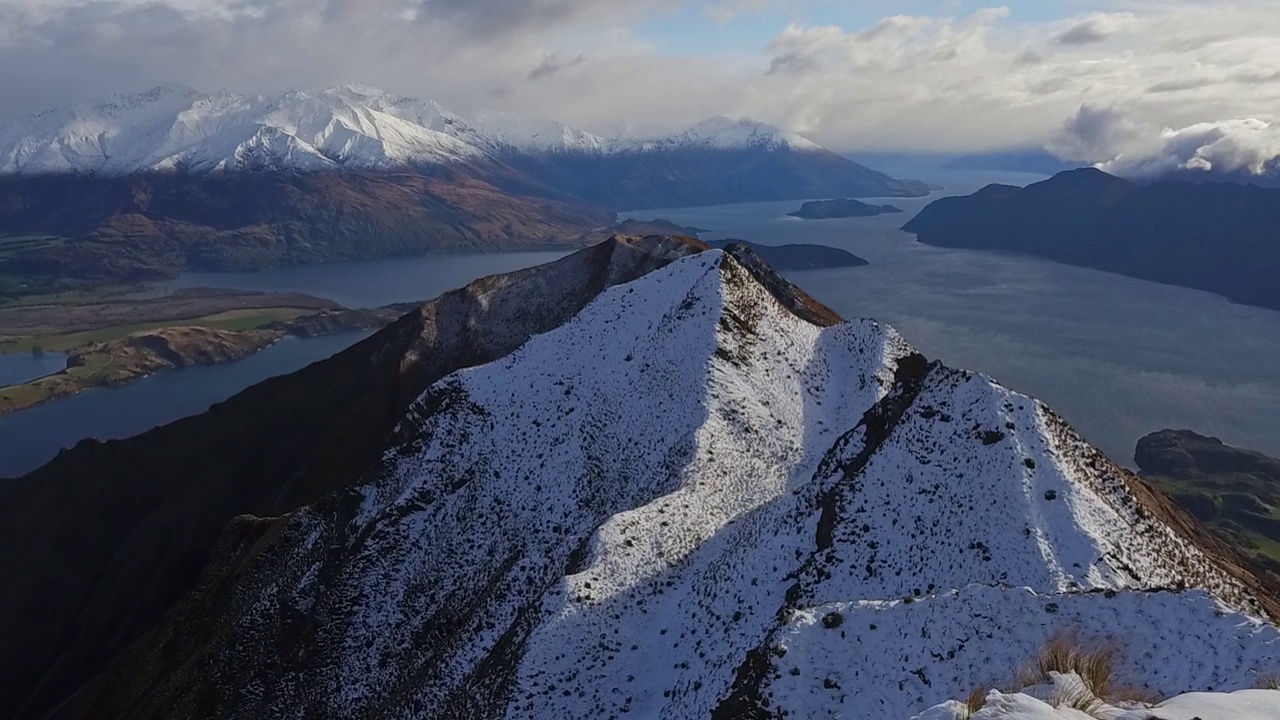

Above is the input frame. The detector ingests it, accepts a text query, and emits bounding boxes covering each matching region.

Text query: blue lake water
[2,167,1277,475]
[0,333,370,478]
[167,250,571,309]
[0,352,67,388]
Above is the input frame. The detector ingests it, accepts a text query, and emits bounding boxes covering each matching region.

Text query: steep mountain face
[1138,429,1280,578]
[902,168,1280,311]
[467,109,610,154]
[477,113,929,209]
[21,243,1278,720]
[0,236,704,720]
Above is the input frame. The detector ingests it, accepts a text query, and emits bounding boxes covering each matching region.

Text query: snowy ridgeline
[103,249,1280,719]
[0,84,818,175]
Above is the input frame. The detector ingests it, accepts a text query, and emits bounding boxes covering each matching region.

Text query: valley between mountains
[3,236,1277,720]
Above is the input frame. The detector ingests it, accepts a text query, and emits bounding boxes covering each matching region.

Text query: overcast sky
[1,0,1278,162]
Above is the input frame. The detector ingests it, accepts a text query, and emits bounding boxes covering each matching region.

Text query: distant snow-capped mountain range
[0,84,822,176]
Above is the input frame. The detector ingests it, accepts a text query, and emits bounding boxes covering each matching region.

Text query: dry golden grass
[1016,629,1120,700]
[958,630,1280,719]
[962,684,993,717]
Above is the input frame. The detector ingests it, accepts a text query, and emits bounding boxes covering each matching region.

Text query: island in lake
[788,198,904,219]
[705,240,868,270]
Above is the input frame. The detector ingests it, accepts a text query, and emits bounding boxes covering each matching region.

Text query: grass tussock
[961,629,1277,718]
[962,629,1164,718]
[1016,629,1120,700]
[962,684,993,717]
[1253,672,1280,690]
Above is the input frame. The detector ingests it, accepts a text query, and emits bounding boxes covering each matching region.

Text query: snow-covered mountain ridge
[57,239,1280,720]
[0,85,820,175]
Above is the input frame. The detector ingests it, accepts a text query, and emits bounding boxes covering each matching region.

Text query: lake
[0,251,572,477]
[2,167,1278,476]
[0,333,370,478]
[167,250,571,309]
[0,351,67,388]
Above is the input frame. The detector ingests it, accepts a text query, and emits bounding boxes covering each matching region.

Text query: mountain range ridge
[0,85,927,290]
[2,236,1277,720]
[0,84,839,177]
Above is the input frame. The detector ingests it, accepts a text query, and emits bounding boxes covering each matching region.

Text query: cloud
[0,0,1278,155]
[1050,106,1280,179]
[740,4,1280,152]
[1047,105,1155,163]
[527,53,585,81]
[1145,77,1216,94]
[703,0,770,24]
[1054,13,1134,46]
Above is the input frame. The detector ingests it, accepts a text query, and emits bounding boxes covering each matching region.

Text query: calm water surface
[167,250,571,308]
[0,333,369,477]
[0,352,67,388]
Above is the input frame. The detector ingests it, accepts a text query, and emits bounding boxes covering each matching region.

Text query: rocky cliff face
[15,241,1277,720]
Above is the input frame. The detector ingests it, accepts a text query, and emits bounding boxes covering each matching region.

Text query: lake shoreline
[0,303,413,419]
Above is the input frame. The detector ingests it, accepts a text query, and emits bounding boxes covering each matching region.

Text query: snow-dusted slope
[0,85,490,175]
[622,115,822,153]
[80,245,1280,720]
[0,86,833,174]
[465,111,820,155]
[467,108,610,154]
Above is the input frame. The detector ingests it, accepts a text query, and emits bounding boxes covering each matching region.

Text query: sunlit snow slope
[77,247,1280,720]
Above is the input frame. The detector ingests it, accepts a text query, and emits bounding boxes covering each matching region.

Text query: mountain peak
[0,89,829,173]
[632,115,822,152]
[319,82,388,98]
[24,240,1276,720]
